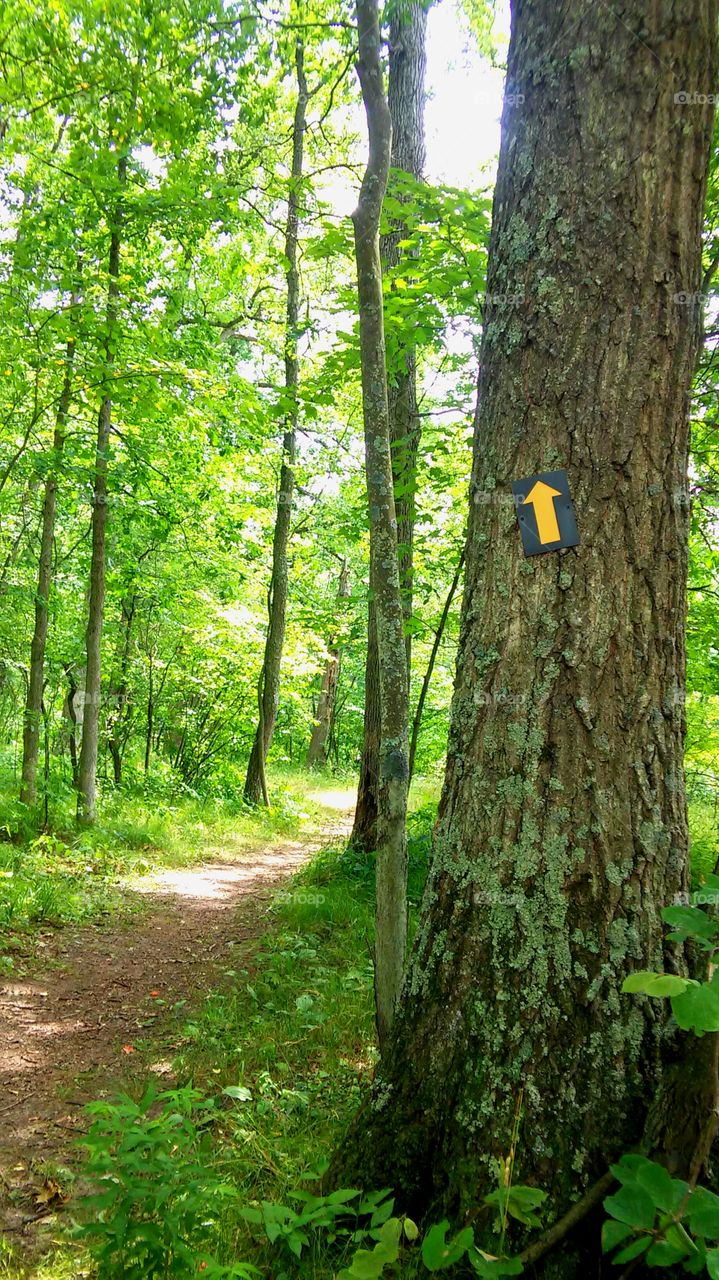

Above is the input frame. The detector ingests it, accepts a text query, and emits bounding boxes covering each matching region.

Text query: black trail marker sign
[511,469,579,557]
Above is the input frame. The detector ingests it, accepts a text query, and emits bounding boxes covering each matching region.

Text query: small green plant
[239,1181,396,1262]
[334,1210,524,1277]
[240,1172,530,1277]
[603,1154,719,1272]
[74,1083,257,1279]
[606,886,719,1273]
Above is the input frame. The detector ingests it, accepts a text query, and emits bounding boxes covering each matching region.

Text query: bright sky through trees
[425,0,509,185]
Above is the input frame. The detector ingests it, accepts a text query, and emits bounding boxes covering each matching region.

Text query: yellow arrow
[523,480,562,545]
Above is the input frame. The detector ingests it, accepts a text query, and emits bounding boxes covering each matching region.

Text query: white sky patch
[133,143,167,185]
[425,0,510,188]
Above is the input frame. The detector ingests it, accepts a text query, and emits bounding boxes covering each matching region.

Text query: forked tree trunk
[350,0,427,852]
[77,155,126,824]
[306,559,349,768]
[353,0,410,1049]
[332,0,717,1249]
[244,41,307,805]
[20,276,80,806]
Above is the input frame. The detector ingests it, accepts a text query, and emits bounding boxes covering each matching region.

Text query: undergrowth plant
[74,1084,257,1279]
[602,878,719,1272]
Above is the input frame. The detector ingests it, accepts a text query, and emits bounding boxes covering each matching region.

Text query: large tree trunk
[20,282,80,806]
[77,155,126,824]
[244,41,307,806]
[351,0,427,851]
[306,558,349,768]
[353,0,411,1050]
[332,0,717,1247]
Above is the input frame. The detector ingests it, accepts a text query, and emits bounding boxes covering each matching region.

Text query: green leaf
[635,1158,684,1211]
[662,905,719,945]
[604,1184,656,1231]
[222,1085,252,1102]
[422,1221,474,1270]
[622,971,692,998]
[601,1220,633,1253]
[672,981,719,1034]
[688,1187,719,1238]
[484,1185,547,1228]
[706,1247,719,1278]
[614,1236,652,1264]
[469,1250,524,1277]
[622,971,660,994]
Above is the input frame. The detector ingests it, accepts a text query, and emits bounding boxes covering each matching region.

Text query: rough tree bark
[77,155,126,823]
[20,272,81,806]
[350,0,427,851]
[244,40,307,805]
[332,0,717,1251]
[353,0,411,1049]
[306,558,350,768]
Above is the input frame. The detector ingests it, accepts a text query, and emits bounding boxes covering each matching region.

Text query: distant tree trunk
[145,651,153,776]
[20,276,80,806]
[244,41,307,805]
[408,546,464,782]
[352,599,381,846]
[41,697,50,829]
[306,558,350,768]
[332,0,717,1250]
[351,0,426,850]
[77,154,126,824]
[106,591,136,786]
[64,664,79,788]
[353,0,410,1049]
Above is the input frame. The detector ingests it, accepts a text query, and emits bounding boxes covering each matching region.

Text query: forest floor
[0,787,356,1272]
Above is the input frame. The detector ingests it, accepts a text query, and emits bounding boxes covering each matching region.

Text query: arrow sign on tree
[511,469,579,556]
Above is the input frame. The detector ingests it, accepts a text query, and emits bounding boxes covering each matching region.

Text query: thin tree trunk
[145,652,153,776]
[306,558,349,768]
[408,546,464,783]
[41,698,50,829]
[77,154,126,824]
[64,664,79,788]
[332,0,717,1249]
[20,274,80,805]
[353,0,410,1050]
[351,598,381,847]
[244,41,307,805]
[351,0,426,851]
[106,591,136,786]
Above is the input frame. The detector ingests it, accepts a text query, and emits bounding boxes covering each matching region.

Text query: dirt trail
[0,797,354,1261]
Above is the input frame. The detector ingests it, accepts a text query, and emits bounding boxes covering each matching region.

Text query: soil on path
[0,797,354,1266]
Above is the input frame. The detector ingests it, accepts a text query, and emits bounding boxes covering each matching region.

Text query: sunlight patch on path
[305,786,356,812]
[135,851,309,902]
